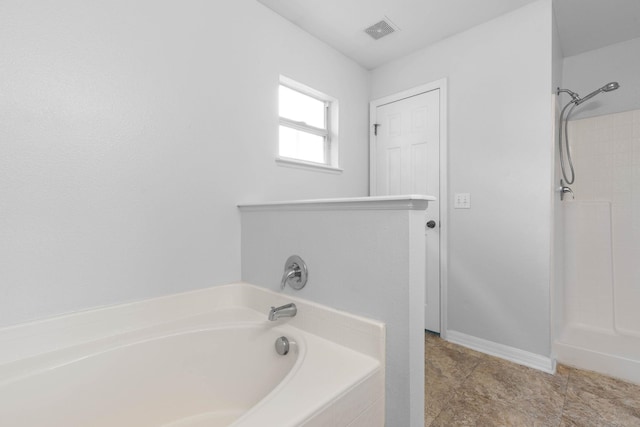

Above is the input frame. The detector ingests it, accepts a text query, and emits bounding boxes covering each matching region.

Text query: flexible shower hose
[559,101,577,185]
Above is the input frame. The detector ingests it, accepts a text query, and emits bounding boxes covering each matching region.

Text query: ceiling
[554,0,640,57]
[257,0,640,70]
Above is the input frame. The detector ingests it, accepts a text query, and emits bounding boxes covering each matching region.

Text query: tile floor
[425,331,640,426]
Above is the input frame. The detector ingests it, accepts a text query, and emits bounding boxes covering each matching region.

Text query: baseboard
[446,330,556,374]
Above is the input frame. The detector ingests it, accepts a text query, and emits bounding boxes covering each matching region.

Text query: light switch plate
[454,193,471,209]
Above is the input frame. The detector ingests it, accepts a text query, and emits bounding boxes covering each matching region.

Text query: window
[278,77,339,170]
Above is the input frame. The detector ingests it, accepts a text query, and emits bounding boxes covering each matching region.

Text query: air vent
[364,19,397,40]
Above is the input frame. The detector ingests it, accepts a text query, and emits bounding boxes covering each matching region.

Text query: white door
[372,89,441,332]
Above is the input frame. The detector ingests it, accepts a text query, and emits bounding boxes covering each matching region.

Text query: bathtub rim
[0,282,385,368]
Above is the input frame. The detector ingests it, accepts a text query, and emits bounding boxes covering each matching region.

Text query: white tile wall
[565,109,640,336]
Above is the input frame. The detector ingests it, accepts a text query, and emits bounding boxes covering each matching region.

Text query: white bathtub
[0,283,385,426]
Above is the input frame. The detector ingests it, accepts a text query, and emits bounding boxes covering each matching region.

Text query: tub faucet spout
[268,303,297,321]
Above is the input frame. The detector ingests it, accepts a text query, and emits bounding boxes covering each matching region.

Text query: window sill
[275,157,343,174]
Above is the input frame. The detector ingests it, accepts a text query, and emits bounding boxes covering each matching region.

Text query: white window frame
[276,76,341,173]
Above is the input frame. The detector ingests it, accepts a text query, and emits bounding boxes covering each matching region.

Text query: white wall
[562,37,640,120]
[0,0,370,327]
[551,8,565,344]
[240,200,427,427]
[371,0,554,356]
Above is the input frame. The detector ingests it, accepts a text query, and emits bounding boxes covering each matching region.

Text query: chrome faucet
[268,303,297,321]
[560,179,574,201]
[280,255,308,290]
[281,268,299,289]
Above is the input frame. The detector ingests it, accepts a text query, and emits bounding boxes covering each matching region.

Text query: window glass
[279,85,325,129]
[278,125,325,164]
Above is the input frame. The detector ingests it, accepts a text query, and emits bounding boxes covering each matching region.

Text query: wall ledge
[238,195,434,212]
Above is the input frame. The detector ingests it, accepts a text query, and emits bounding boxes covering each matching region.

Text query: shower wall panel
[563,201,614,331]
[566,109,640,337]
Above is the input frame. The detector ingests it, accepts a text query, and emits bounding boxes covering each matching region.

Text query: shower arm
[557,88,580,103]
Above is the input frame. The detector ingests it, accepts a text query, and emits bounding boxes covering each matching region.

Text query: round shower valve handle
[281,255,308,290]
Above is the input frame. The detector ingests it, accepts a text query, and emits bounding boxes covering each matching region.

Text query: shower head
[574,81,620,105]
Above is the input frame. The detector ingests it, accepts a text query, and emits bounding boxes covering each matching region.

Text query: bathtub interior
[0,325,301,427]
[0,283,385,427]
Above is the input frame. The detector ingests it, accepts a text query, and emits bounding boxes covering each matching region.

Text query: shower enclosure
[554,87,640,384]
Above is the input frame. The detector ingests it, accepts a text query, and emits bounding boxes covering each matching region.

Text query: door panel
[388,148,402,195]
[411,144,428,194]
[374,89,441,332]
